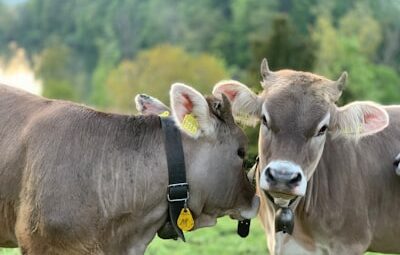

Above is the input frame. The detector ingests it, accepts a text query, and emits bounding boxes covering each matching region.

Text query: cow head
[136,84,260,228]
[213,59,389,205]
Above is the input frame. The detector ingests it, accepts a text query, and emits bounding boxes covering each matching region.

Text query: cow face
[213,59,389,204]
[142,84,258,228]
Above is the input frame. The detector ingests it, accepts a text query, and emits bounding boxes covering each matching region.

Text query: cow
[213,59,400,254]
[0,83,259,255]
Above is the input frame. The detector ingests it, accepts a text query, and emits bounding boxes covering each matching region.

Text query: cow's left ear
[135,94,170,116]
[170,83,216,139]
[213,80,262,126]
[331,101,389,139]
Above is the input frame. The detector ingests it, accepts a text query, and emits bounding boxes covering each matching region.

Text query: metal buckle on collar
[167,183,189,202]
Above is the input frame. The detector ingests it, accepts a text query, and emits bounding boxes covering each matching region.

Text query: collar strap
[157,117,189,241]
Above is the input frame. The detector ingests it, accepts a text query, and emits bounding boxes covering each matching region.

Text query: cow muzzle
[259,160,307,200]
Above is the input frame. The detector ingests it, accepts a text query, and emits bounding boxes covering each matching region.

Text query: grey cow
[213,59,400,254]
[0,83,259,255]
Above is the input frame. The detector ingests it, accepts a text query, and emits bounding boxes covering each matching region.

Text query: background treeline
[0,0,399,159]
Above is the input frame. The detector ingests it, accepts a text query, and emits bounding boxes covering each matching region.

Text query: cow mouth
[267,190,297,200]
[263,189,299,208]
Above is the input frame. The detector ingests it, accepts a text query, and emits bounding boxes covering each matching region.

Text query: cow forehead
[263,81,331,133]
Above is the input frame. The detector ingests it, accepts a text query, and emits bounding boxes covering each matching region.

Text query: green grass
[0,218,396,255]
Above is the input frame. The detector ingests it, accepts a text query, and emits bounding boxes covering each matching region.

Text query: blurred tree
[35,42,80,100]
[213,0,277,69]
[367,0,400,70]
[0,2,16,57]
[312,14,400,104]
[339,2,382,58]
[106,44,229,111]
[246,15,316,87]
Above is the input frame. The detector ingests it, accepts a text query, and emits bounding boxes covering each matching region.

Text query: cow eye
[237,147,246,159]
[316,125,328,136]
[262,115,269,128]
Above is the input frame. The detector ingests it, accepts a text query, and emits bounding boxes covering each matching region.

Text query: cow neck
[157,117,190,242]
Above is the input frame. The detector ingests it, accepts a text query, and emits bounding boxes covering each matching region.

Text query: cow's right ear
[170,83,216,139]
[134,94,170,116]
[213,80,262,126]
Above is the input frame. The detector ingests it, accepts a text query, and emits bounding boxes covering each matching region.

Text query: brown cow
[213,59,400,254]
[0,83,259,255]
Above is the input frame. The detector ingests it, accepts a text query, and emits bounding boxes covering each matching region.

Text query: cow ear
[170,83,216,139]
[331,101,389,139]
[135,94,170,116]
[213,80,262,126]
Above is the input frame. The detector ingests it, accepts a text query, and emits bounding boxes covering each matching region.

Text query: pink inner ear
[363,110,388,133]
[175,93,193,121]
[216,84,238,101]
[182,93,193,112]
[142,102,159,113]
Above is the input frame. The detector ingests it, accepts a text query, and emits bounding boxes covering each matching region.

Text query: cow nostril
[265,167,275,182]
[289,173,302,185]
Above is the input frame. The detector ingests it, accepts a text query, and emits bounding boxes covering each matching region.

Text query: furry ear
[331,101,389,139]
[170,83,216,138]
[213,80,262,126]
[135,94,170,116]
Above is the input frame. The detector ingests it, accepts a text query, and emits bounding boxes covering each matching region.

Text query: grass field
[0,217,395,255]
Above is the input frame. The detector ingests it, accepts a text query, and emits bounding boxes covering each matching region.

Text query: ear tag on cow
[182,113,199,135]
[177,208,195,231]
[159,111,170,117]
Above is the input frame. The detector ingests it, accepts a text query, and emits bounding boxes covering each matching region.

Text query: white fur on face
[213,80,262,126]
[315,112,330,136]
[261,104,271,131]
[170,83,216,139]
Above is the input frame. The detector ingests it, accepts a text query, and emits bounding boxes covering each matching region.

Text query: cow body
[0,84,258,255]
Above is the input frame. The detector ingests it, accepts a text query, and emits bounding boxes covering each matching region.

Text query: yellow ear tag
[177,208,195,231]
[182,113,199,135]
[159,111,170,117]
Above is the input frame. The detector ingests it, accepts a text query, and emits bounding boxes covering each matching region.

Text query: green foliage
[312,12,400,104]
[35,42,82,100]
[105,44,229,111]
[0,249,20,255]
[147,217,267,255]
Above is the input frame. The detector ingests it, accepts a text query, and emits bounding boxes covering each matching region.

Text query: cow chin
[239,195,260,219]
[227,195,260,220]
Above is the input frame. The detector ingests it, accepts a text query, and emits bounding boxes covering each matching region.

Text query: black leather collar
[157,117,189,241]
